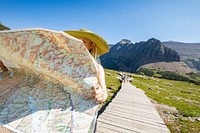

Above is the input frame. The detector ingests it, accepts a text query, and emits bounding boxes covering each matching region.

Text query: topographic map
[0,29,99,133]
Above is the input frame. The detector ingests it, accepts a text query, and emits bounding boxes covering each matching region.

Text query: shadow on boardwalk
[95,82,170,133]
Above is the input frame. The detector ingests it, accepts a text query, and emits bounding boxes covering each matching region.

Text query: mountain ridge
[100,38,193,73]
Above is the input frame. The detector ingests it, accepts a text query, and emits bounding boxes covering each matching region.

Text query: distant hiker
[65,29,109,103]
[125,75,128,83]
[122,74,126,83]
[125,75,129,82]
[124,75,127,83]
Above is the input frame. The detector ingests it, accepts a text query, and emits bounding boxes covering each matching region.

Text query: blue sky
[1,0,200,44]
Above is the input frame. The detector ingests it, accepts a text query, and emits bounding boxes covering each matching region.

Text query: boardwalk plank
[96,121,138,133]
[103,108,164,122]
[100,111,166,126]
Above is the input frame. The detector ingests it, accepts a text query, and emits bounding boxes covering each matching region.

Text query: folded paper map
[0,28,99,133]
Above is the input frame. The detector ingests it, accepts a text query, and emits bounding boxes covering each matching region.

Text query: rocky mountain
[163,41,200,71]
[100,38,192,73]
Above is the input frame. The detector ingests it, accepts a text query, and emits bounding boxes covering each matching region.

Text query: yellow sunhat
[64,29,109,55]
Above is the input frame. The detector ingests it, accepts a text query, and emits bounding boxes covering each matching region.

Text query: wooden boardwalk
[96,82,170,133]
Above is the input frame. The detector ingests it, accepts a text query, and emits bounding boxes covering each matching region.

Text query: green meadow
[103,69,200,133]
[104,69,121,103]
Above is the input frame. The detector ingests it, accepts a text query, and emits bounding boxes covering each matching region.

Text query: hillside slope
[140,61,193,74]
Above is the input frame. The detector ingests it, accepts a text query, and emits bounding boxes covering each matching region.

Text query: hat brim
[64,30,109,55]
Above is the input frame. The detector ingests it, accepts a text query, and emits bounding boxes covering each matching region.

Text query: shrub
[137,68,200,85]
[137,67,154,77]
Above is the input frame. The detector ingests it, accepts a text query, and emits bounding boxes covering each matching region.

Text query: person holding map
[65,29,109,103]
[0,28,108,132]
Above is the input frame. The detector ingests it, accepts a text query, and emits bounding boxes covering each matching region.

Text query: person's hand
[92,84,107,103]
